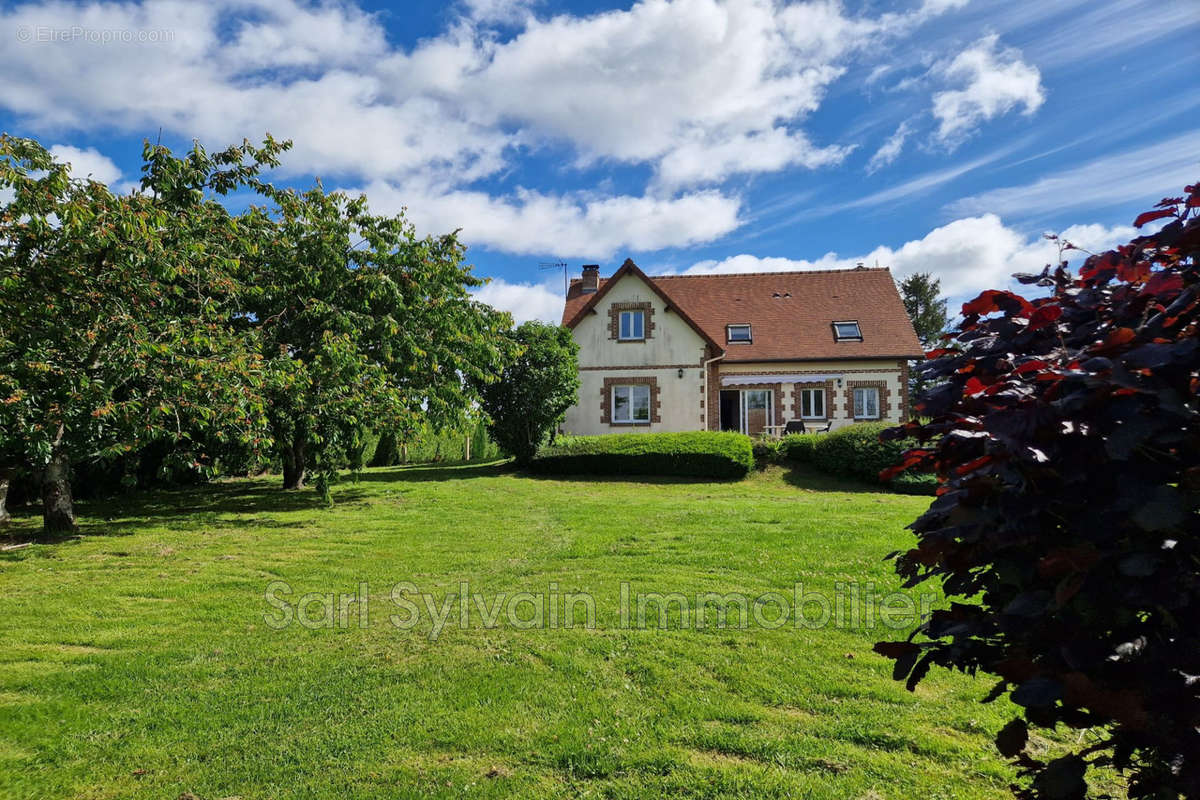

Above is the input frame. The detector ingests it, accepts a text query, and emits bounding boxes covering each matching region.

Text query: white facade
[563,273,710,435]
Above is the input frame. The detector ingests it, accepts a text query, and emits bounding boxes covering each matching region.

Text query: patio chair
[813,420,833,434]
[783,419,807,435]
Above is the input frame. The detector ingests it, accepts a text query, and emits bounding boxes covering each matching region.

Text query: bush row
[530,431,755,479]
[781,422,936,493]
[369,420,500,467]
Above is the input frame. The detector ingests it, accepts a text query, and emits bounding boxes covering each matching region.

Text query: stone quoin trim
[792,379,836,421]
[607,301,655,342]
[900,360,911,422]
[844,379,892,420]
[600,376,662,426]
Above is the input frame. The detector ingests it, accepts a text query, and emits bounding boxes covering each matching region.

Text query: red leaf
[1117,259,1151,283]
[963,290,1033,317]
[1133,208,1175,228]
[1142,271,1183,296]
[956,455,993,476]
[1028,305,1063,330]
[965,376,987,395]
[1013,360,1048,375]
[1095,327,1136,354]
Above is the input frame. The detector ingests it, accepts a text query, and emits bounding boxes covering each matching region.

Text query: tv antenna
[539,260,569,295]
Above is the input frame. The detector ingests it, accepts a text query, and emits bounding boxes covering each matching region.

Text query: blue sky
[2,0,1198,322]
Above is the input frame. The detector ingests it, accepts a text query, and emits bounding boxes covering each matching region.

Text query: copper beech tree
[876,186,1200,799]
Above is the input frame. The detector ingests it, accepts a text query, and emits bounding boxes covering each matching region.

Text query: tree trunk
[281,437,307,489]
[42,451,76,533]
[0,469,11,525]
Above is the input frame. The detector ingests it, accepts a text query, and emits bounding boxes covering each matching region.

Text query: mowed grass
[1,463,1021,799]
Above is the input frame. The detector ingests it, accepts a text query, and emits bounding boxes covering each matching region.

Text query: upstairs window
[833,320,862,341]
[619,310,645,340]
[726,324,752,343]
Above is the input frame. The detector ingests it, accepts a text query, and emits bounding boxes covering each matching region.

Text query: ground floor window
[853,386,880,419]
[799,387,825,418]
[612,384,651,423]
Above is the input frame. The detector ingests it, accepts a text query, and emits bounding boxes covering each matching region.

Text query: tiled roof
[562,261,924,361]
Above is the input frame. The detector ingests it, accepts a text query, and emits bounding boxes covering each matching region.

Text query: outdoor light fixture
[836,377,843,388]
[678,368,685,379]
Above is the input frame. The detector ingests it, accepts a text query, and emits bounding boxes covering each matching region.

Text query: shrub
[530,431,754,479]
[810,422,912,483]
[780,433,819,463]
[874,187,1200,799]
[751,438,782,469]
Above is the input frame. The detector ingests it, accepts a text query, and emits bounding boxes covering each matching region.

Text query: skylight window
[832,321,862,341]
[726,324,752,343]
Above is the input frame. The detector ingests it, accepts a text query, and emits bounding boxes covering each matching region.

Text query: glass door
[740,389,772,436]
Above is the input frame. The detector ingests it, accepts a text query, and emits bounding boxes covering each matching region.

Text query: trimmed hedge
[530,431,754,479]
[780,433,819,463]
[783,423,935,493]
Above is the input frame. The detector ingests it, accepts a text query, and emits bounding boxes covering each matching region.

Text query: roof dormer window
[726,324,752,343]
[832,321,862,341]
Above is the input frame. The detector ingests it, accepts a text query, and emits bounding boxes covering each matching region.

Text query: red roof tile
[562,261,924,361]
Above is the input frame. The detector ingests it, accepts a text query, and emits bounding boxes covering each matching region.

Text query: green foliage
[779,433,819,463]
[899,272,949,402]
[531,431,754,479]
[370,419,500,466]
[242,167,515,498]
[780,425,931,493]
[473,321,580,466]
[0,134,284,530]
[898,272,949,347]
[750,437,782,469]
[808,422,908,483]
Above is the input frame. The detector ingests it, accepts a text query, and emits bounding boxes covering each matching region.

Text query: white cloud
[932,35,1045,143]
[865,120,911,173]
[358,179,743,258]
[472,278,564,324]
[47,144,122,185]
[947,129,1200,219]
[0,0,964,191]
[685,214,1135,299]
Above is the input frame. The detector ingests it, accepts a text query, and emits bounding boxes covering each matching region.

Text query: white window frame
[853,386,880,420]
[738,389,774,434]
[726,323,752,343]
[618,310,645,341]
[799,387,825,419]
[611,384,651,423]
[833,320,862,341]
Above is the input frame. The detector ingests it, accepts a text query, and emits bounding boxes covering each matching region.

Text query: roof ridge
[648,267,892,279]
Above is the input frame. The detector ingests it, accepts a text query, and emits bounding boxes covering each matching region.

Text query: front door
[741,389,772,436]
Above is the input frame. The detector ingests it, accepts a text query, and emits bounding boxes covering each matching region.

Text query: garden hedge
[781,423,935,493]
[530,431,754,479]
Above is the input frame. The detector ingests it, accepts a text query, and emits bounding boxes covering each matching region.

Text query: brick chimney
[580,264,600,294]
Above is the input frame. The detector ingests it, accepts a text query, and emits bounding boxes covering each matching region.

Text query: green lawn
[1,463,1021,799]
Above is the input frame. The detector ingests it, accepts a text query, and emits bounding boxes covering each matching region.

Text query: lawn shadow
[353,460,512,483]
[778,463,894,494]
[517,470,744,486]
[6,478,376,539]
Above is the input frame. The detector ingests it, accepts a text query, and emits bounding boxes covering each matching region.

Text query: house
[559,259,924,436]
